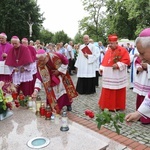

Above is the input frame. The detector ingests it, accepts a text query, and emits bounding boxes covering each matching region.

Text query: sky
[37,0,87,38]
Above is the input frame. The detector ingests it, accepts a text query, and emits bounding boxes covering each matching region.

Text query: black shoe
[67,105,72,111]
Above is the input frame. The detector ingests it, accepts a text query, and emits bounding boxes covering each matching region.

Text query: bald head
[83,35,89,45]
[83,35,89,39]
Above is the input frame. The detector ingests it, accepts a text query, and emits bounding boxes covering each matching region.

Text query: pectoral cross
[16,60,19,63]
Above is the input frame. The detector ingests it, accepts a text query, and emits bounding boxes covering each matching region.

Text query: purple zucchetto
[139,28,150,37]
[37,49,46,54]
[0,33,7,38]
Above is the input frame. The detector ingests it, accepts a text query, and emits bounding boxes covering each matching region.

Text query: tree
[124,0,150,36]
[78,0,150,42]
[79,0,106,42]
[0,0,44,41]
[52,30,71,44]
[39,28,54,44]
[105,0,137,40]
[74,31,83,44]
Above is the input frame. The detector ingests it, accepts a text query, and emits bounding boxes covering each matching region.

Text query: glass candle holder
[40,102,46,117]
[45,105,52,120]
[35,95,41,116]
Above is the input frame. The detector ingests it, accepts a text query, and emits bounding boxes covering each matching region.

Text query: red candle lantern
[40,102,46,117]
[18,91,24,101]
[12,92,18,100]
[17,91,25,107]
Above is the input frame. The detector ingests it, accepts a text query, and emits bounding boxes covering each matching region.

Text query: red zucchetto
[108,34,118,42]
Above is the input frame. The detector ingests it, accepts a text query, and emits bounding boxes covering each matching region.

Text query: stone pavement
[39,73,150,147]
[70,74,150,147]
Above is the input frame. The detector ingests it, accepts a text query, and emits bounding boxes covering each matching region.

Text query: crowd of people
[0,28,150,125]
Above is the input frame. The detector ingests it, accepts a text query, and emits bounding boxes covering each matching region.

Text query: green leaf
[119,113,125,122]
[114,122,120,134]
[119,113,125,117]
[2,104,6,110]
[95,109,125,134]
[97,122,102,130]
[118,125,122,128]
[96,118,101,123]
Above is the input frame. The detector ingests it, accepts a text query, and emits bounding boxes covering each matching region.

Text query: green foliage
[105,0,137,39]
[0,0,44,41]
[19,96,29,107]
[0,89,7,114]
[124,0,150,36]
[79,0,106,42]
[96,109,125,134]
[74,31,83,44]
[52,30,71,44]
[39,28,54,44]
[79,0,150,42]
[0,0,72,43]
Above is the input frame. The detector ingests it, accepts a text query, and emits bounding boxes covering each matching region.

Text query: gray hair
[83,35,89,39]
[135,37,150,48]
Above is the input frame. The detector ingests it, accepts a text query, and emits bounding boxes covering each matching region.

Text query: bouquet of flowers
[85,109,125,134]
[113,55,121,63]
[13,91,29,107]
[0,81,13,114]
[113,49,121,63]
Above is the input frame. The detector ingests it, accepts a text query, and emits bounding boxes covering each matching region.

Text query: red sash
[38,53,78,113]
[47,53,78,100]
[62,72,78,100]
[38,65,60,114]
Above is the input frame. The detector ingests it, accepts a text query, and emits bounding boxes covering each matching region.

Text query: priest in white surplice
[75,35,98,94]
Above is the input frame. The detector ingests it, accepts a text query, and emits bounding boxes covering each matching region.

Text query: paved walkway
[70,74,150,147]
[40,73,150,148]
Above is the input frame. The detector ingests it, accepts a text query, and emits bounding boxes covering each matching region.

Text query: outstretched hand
[125,111,141,125]
[32,90,38,98]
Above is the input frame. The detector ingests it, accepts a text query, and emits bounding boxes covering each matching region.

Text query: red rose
[85,109,91,116]
[88,111,95,118]
[14,100,19,105]
[6,102,12,109]
[16,104,20,107]
[19,94,24,100]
